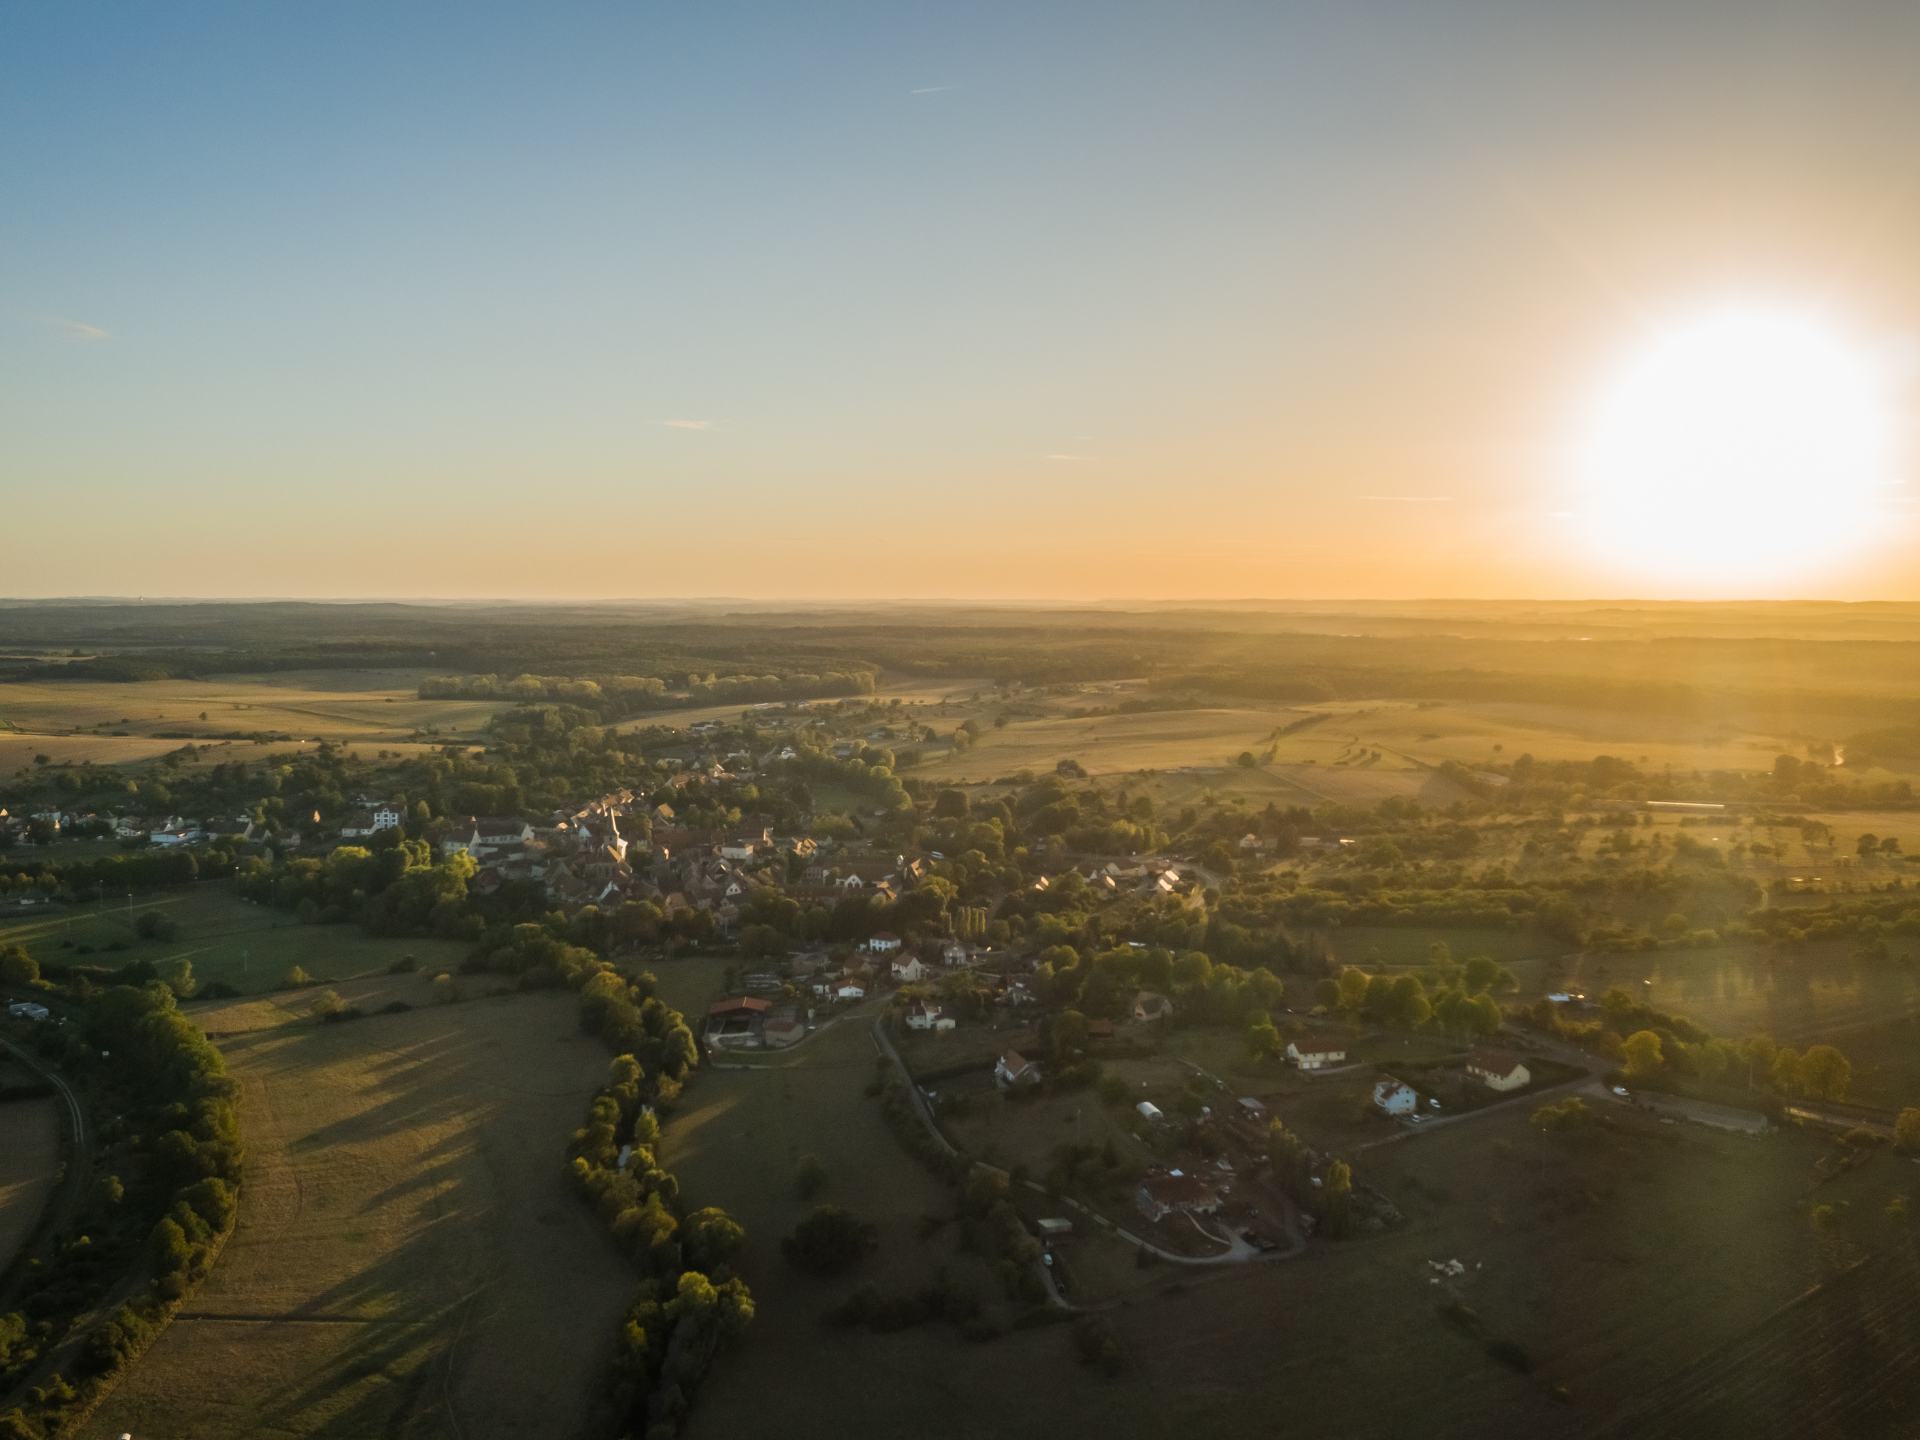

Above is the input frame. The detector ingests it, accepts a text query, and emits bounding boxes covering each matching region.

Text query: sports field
[79,982,634,1440]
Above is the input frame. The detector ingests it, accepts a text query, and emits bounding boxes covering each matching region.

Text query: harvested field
[1582,1246,1920,1439]
[79,984,635,1440]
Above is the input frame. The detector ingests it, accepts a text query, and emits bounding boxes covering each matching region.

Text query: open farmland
[0,670,505,776]
[79,983,634,1440]
[0,1091,60,1267]
[0,887,471,997]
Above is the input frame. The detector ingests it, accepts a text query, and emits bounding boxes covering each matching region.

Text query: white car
[1611,1086,1630,1098]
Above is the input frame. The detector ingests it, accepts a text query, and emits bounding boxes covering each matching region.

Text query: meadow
[79,982,635,1440]
[0,886,472,997]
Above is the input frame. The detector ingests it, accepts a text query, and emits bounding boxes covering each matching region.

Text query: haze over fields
[5,2,1920,599]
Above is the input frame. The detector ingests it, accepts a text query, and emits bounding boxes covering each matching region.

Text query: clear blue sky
[5,2,1918,598]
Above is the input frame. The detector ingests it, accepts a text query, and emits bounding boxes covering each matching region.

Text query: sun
[1571,303,1904,586]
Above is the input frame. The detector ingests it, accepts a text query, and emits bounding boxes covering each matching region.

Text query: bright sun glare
[1573,303,1904,585]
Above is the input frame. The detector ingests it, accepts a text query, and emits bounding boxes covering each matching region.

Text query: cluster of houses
[1372,1049,1532,1117]
[0,808,265,849]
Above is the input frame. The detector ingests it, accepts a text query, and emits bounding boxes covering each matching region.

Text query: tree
[1771,1046,1803,1095]
[1743,1033,1777,1087]
[781,1206,878,1273]
[1532,1096,1589,1131]
[931,789,970,820]
[1798,1045,1852,1101]
[1245,1014,1282,1062]
[1897,1107,1920,1154]
[1321,1159,1353,1239]
[0,943,37,987]
[1620,1030,1664,1075]
[309,988,344,1019]
[794,1153,828,1199]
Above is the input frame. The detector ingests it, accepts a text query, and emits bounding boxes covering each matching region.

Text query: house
[720,837,759,860]
[941,939,973,967]
[1465,1050,1531,1092]
[1085,1019,1115,1040]
[1236,1097,1269,1123]
[904,1000,954,1032]
[1372,1077,1419,1115]
[1132,990,1173,1023]
[1036,1217,1074,1244]
[1286,1037,1349,1071]
[441,817,535,857]
[1004,982,1037,1007]
[890,955,927,983]
[834,977,867,1002]
[867,932,903,954]
[1135,1171,1221,1223]
[995,1051,1039,1087]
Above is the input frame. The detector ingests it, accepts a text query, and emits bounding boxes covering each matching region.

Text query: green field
[79,984,635,1440]
[0,886,471,996]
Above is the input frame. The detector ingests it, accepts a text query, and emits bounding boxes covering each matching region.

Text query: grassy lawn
[0,885,472,995]
[80,985,634,1440]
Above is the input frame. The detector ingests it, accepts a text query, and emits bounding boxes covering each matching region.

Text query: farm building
[1372,1077,1418,1115]
[1136,1101,1165,1122]
[763,1016,805,1048]
[1036,1217,1074,1244]
[866,932,903,953]
[8,1001,50,1022]
[995,1051,1040,1087]
[1236,1097,1269,1122]
[1286,1037,1348,1070]
[1135,1171,1222,1223]
[1465,1050,1531,1092]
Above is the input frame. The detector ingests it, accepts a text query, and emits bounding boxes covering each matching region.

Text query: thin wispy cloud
[41,316,106,339]
[1358,494,1453,502]
[911,85,956,94]
[655,420,711,430]
[1047,453,1095,461]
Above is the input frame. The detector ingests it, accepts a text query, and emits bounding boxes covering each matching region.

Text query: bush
[1072,1314,1126,1375]
[793,1152,827,1199]
[135,911,179,943]
[381,1000,413,1014]
[280,965,313,989]
[781,1206,879,1274]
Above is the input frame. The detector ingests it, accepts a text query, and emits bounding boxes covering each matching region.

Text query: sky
[5,0,1920,601]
